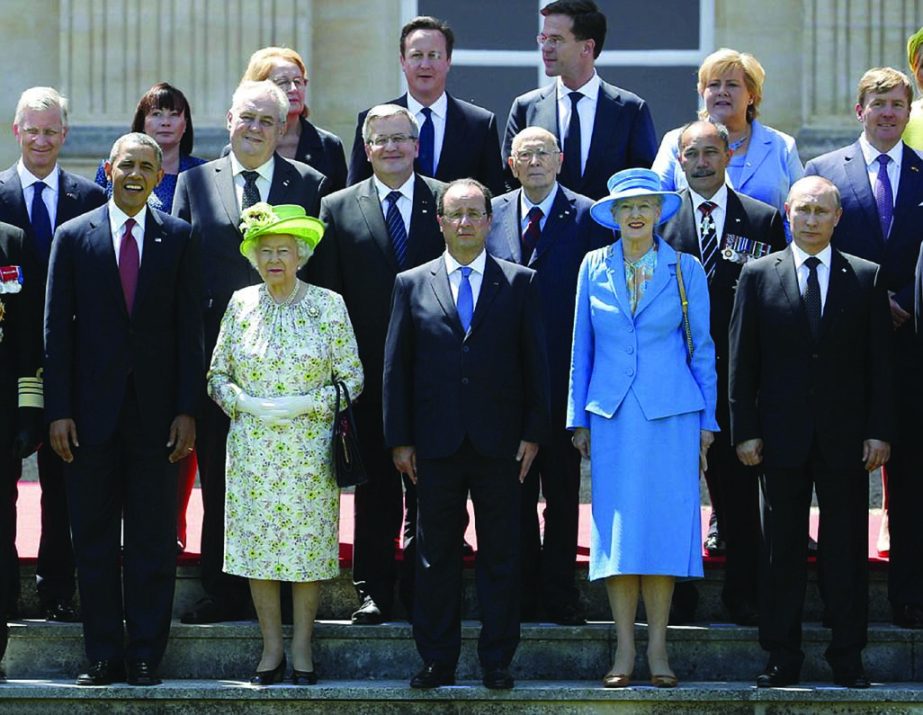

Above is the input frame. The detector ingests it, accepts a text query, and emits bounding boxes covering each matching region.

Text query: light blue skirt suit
[567,238,719,580]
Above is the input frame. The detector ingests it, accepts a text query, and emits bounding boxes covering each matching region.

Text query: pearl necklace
[270,280,300,306]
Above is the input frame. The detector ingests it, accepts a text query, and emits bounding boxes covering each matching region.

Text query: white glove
[270,395,316,420]
[236,393,293,425]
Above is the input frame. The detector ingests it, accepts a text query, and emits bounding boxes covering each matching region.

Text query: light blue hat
[589,168,682,230]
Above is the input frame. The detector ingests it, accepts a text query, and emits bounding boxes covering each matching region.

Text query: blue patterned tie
[30,180,53,264]
[457,266,473,332]
[875,154,893,240]
[418,106,435,177]
[385,190,408,268]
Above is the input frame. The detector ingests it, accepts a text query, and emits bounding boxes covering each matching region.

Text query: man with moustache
[307,104,445,625]
[805,67,923,630]
[173,80,328,624]
[346,15,504,195]
[486,126,609,624]
[503,0,657,200]
[0,87,106,622]
[660,120,786,625]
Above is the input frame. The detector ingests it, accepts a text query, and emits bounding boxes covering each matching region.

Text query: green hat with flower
[238,202,326,259]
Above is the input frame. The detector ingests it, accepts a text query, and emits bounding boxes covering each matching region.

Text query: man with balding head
[729,176,893,689]
[486,126,608,624]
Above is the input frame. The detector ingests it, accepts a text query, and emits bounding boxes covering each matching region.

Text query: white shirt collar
[407,92,448,120]
[790,241,832,270]
[858,134,903,169]
[17,159,60,193]
[229,152,274,181]
[445,248,487,275]
[556,72,600,101]
[520,182,559,220]
[108,200,148,235]
[373,173,415,202]
[688,183,729,213]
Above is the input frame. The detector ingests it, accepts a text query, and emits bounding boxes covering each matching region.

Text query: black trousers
[414,439,521,669]
[65,388,179,664]
[758,445,868,671]
[519,426,581,615]
[0,423,16,618]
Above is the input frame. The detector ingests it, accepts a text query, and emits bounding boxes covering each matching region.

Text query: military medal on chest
[721,235,772,265]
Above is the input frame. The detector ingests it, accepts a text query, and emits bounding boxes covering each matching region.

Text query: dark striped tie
[698,200,718,281]
[385,190,408,268]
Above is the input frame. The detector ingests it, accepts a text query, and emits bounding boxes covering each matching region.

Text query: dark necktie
[698,200,718,281]
[521,206,543,265]
[119,218,140,313]
[30,180,53,264]
[562,91,583,181]
[803,255,821,339]
[241,170,261,210]
[385,190,408,268]
[457,266,473,332]
[418,106,435,177]
[875,154,893,240]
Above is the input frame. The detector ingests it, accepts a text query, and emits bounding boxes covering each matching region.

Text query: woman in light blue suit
[568,169,718,689]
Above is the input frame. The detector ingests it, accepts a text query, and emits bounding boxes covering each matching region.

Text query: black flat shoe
[250,655,286,686]
[291,668,318,685]
[76,660,126,686]
[410,662,455,688]
[756,664,800,688]
[832,670,870,688]
[127,660,162,686]
[43,601,80,623]
[483,667,514,690]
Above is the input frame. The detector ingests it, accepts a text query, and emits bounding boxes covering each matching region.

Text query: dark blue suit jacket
[43,205,203,446]
[502,79,657,200]
[346,93,505,195]
[485,185,610,421]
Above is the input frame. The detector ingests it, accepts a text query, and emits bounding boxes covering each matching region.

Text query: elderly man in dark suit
[486,126,608,625]
[173,79,328,624]
[307,104,445,625]
[45,132,203,686]
[730,176,892,688]
[503,0,656,200]
[804,67,923,630]
[346,15,504,195]
[660,120,786,626]
[384,178,549,690]
[0,87,106,622]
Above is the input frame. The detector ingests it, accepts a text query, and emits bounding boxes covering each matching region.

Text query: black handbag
[332,379,367,488]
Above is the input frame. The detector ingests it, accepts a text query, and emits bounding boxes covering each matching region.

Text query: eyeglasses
[404,50,445,65]
[368,134,417,147]
[514,149,560,162]
[271,76,307,90]
[442,210,489,223]
[536,33,567,48]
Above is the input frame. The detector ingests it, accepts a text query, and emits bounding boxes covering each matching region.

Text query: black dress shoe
[483,667,514,690]
[181,597,250,624]
[43,601,80,622]
[756,664,800,688]
[291,668,318,685]
[127,660,162,686]
[670,582,699,625]
[0,666,6,683]
[250,655,286,686]
[351,597,386,625]
[832,669,870,688]
[893,604,923,628]
[410,662,455,688]
[725,600,759,627]
[76,660,126,686]
[547,602,587,626]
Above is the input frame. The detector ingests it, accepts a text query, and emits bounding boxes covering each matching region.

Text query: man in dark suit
[729,176,892,688]
[804,67,923,629]
[660,120,786,625]
[0,87,106,622]
[503,0,657,200]
[44,132,203,686]
[486,126,608,625]
[346,15,504,195]
[173,80,328,624]
[0,220,42,682]
[384,178,549,690]
[307,104,445,625]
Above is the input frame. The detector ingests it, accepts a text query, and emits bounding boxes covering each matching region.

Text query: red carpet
[14,483,888,568]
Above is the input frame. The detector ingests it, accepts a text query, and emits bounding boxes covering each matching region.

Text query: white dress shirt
[408,92,447,170]
[108,201,147,266]
[374,174,415,231]
[229,153,275,209]
[556,72,600,174]
[689,184,729,252]
[17,159,59,228]
[519,182,558,235]
[791,241,832,313]
[859,133,902,203]
[445,248,486,308]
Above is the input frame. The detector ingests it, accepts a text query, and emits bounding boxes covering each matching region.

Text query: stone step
[5,620,920,683]
[0,679,921,714]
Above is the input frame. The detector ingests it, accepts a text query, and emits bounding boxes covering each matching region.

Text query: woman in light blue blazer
[568,169,718,689]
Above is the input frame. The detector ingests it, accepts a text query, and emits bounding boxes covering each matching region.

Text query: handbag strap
[675,252,694,361]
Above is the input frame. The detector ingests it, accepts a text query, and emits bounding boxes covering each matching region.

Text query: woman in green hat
[208,203,363,685]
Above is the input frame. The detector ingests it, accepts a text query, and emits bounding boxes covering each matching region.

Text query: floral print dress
[208,282,363,581]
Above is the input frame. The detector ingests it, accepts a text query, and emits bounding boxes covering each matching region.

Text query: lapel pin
[735,217,741,222]
[155,237,163,243]
[282,179,291,186]
[66,192,77,200]
[422,209,428,214]
[913,165,920,172]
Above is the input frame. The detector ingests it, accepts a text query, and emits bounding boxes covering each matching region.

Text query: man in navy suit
[804,67,923,629]
[486,126,608,624]
[503,0,657,200]
[661,120,786,625]
[346,15,504,195]
[0,87,106,622]
[44,132,203,686]
[173,80,328,624]
[384,178,549,690]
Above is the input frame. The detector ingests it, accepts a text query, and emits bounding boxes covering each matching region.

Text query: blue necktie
[418,106,435,177]
[875,154,893,240]
[385,190,408,268]
[457,266,473,332]
[30,180,53,264]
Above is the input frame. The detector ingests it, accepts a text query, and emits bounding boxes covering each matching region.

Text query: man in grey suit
[0,86,106,622]
[306,104,445,625]
[173,80,328,624]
